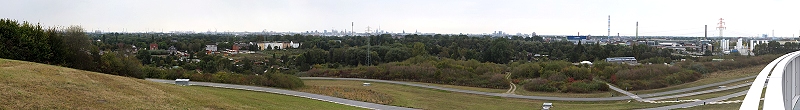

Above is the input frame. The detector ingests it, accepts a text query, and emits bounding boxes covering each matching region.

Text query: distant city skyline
[2,0,800,37]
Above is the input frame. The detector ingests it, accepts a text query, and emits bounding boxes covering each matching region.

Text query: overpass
[741,51,800,110]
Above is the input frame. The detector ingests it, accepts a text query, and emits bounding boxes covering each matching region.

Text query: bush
[640,57,670,64]
[522,78,558,92]
[511,63,541,79]
[613,65,698,90]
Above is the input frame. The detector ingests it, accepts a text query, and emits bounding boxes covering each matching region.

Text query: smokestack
[635,22,638,39]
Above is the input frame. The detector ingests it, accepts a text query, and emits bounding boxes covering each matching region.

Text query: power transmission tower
[715,18,727,58]
[717,18,726,37]
[365,26,372,66]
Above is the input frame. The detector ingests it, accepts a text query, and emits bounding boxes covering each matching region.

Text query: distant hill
[0,59,359,109]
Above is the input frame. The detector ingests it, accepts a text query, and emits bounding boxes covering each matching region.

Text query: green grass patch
[631,64,764,95]
[655,87,749,102]
[302,79,676,110]
[0,58,362,110]
[678,103,741,110]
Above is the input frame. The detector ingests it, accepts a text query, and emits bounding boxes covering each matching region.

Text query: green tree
[136,50,152,64]
[0,19,54,63]
[62,26,99,71]
[511,63,542,78]
[411,42,427,57]
[483,38,512,63]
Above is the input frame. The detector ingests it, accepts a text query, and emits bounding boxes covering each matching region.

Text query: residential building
[149,43,158,50]
[205,45,217,52]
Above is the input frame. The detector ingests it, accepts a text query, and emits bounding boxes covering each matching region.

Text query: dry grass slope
[299,86,394,104]
[0,59,360,110]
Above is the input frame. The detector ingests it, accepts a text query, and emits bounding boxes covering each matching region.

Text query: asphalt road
[639,91,748,110]
[607,83,646,102]
[301,76,756,101]
[642,82,751,101]
[146,79,415,110]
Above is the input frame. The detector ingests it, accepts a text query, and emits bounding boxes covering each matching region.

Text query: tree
[0,19,54,63]
[511,63,542,78]
[411,42,427,57]
[385,48,411,62]
[568,41,585,62]
[483,38,512,63]
[300,48,328,65]
[248,44,260,51]
[136,50,152,64]
[62,26,99,71]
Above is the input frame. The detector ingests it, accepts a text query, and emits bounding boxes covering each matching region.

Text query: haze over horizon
[2,0,799,37]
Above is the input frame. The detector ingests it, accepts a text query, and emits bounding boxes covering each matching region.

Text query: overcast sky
[2,0,799,37]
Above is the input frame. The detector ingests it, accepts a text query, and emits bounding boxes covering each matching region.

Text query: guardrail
[740,51,800,110]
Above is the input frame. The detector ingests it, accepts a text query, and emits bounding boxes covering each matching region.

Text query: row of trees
[0,19,143,78]
[753,41,800,55]
[303,56,509,89]
[294,36,675,72]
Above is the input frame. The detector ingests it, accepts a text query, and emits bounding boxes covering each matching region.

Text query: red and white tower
[717,18,726,37]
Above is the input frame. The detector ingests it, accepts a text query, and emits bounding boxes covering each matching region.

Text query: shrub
[522,78,558,92]
[561,80,608,93]
[511,63,541,79]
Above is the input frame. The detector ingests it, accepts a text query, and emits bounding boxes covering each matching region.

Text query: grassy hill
[0,59,361,109]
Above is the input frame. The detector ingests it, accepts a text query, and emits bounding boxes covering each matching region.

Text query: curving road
[146,79,415,110]
[607,83,646,102]
[301,76,755,101]
[642,82,751,101]
[639,91,748,110]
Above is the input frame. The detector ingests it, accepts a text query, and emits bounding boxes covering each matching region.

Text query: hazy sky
[2,0,799,37]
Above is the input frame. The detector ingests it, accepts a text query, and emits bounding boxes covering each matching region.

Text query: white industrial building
[257,41,302,50]
[720,39,730,51]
